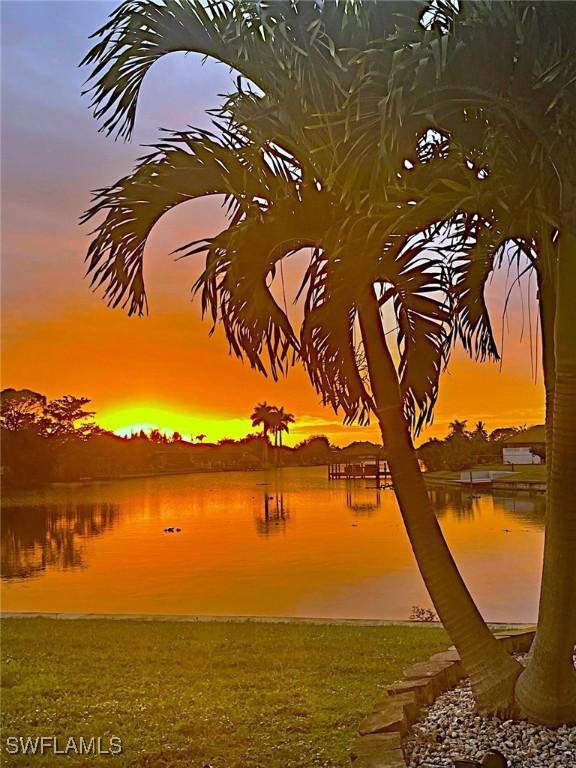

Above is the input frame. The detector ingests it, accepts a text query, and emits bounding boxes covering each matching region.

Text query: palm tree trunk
[515,235,576,726]
[262,426,270,467]
[357,285,522,712]
[537,248,557,476]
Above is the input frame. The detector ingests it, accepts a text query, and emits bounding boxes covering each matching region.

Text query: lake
[0,467,544,622]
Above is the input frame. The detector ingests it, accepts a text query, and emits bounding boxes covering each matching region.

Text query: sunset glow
[1,2,544,446]
[98,402,253,443]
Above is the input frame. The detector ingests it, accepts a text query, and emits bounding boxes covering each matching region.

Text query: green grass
[491,464,546,483]
[425,464,546,485]
[1,618,448,768]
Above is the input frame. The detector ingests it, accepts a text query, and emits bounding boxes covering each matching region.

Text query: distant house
[502,425,546,465]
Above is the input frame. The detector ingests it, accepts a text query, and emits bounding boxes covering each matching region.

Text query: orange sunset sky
[1,1,544,446]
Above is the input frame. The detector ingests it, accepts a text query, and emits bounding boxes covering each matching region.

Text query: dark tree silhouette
[268,406,295,447]
[250,403,276,439]
[360,0,576,723]
[38,395,96,440]
[448,420,468,438]
[0,389,46,431]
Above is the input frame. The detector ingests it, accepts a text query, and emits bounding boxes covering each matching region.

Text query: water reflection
[255,493,290,536]
[429,488,546,526]
[495,494,546,526]
[1,502,119,580]
[429,488,476,520]
[0,468,547,621]
[345,483,381,515]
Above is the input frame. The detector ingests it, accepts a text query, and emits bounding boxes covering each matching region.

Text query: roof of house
[502,425,546,445]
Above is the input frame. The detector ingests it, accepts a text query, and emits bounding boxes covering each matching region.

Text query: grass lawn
[1,618,448,768]
[491,464,546,484]
[425,464,546,485]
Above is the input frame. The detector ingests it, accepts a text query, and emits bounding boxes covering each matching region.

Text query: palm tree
[81,0,520,711]
[356,0,576,723]
[270,407,295,447]
[250,403,276,440]
[474,421,487,438]
[278,408,295,447]
[449,420,468,438]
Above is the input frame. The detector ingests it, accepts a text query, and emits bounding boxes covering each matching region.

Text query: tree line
[0,389,381,487]
[418,420,542,472]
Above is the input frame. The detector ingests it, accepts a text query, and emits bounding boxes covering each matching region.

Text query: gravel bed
[405,657,576,768]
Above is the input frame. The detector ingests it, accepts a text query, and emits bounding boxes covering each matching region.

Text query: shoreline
[424,477,546,494]
[2,462,330,491]
[0,610,535,630]
[423,465,547,494]
[3,462,547,495]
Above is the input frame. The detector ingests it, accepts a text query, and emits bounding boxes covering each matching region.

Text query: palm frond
[300,248,373,424]
[82,0,573,442]
[82,129,264,315]
[82,0,275,139]
[192,190,331,379]
[373,235,452,433]
[451,221,503,361]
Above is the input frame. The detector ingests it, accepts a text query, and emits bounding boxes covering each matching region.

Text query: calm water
[0,467,545,622]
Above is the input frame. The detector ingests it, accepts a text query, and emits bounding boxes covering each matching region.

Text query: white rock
[404,657,576,768]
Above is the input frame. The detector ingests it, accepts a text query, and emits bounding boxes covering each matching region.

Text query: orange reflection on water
[1,468,544,622]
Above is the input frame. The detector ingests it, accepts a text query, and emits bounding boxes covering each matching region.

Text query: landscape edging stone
[350,628,536,768]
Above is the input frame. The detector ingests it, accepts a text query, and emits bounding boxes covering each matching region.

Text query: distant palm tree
[473,421,488,440]
[269,407,295,447]
[277,408,295,448]
[449,420,468,438]
[250,402,276,440]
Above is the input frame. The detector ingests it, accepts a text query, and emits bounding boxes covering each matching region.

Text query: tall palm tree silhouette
[250,402,275,440]
[82,1,519,708]
[268,406,295,447]
[277,407,295,448]
[357,0,576,722]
